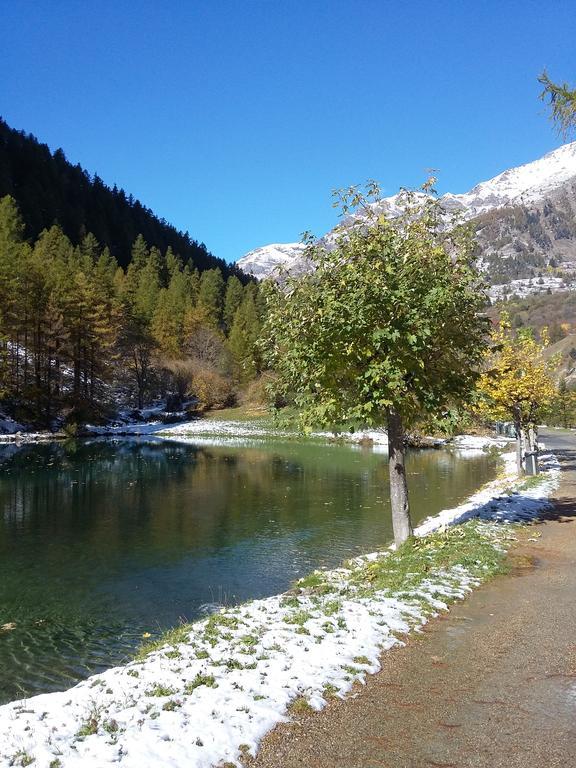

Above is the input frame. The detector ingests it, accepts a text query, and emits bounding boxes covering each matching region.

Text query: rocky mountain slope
[238,143,576,292]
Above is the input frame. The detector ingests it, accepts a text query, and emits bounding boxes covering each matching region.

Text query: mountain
[238,142,576,291]
[237,242,308,280]
[0,117,245,279]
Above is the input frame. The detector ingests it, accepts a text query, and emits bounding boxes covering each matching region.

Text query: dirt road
[246,429,576,768]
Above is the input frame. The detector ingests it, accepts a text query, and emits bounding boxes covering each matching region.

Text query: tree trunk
[386,408,413,546]
[514,416,523,476]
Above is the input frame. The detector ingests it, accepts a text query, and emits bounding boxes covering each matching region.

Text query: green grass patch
[9,751,35,767]
[135,623,192,660]
[289,696,313,715]
[184,673,217,694]
[102,719,119,734]
[322,599,342,616]
[145,684,176,698]
[284,609,313,626]
[295,572,327,590]
[350,520,511,600]
[162,699,182,711]
[322,683,340,699]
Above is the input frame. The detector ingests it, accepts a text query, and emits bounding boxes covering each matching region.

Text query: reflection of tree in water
[0,438,497,704]
[0,440,497,558]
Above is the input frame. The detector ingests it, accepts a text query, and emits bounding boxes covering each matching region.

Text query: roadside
[244,427,576,768]
[0,437,557,768]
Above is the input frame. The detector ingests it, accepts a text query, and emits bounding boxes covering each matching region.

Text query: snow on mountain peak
[237,242,307,279]
[446,140,576,217]
[236,142,576,278]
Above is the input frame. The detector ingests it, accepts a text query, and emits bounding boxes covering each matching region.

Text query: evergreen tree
[223,275,244,333]
[134,248,162,323]
[227,293,261,382]
[151,271,192,356]
[198,268,224,328]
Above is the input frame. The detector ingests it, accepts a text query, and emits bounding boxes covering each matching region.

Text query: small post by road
[525,451,539,475]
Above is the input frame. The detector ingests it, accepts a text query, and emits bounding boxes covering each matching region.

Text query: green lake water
[0,436,497,704]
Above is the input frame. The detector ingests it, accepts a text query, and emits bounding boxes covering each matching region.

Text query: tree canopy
[262,181,489,543]
[539,71,576,137]
[476,315,558,473]
[0,196,263,427]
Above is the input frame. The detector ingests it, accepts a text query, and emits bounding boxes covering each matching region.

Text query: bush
[192,367,236,410]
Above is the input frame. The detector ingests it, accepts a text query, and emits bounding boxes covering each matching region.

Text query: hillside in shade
[0,117,244,278]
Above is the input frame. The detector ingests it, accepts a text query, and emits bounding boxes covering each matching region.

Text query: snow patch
[0,445,560,768]
[236,141,576,280]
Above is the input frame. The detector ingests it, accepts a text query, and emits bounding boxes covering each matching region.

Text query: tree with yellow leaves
[477,315,557,474]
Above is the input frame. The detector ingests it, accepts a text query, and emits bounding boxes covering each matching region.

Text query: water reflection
[0,437,496,703]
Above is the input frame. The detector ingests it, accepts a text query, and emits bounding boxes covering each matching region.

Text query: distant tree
[228,292,261,383]
[548,321,567,344]
[477,316,557,474]
[547,376,576,429]
[198,268,225,328]
[223,275,245,333]
[263,180,489,546]
[117,319,156,411]
[151,270,192,355]
[539,71,576,137]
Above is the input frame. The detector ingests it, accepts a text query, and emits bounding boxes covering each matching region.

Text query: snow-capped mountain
[236,242,307,280]
[441,141,576,218]
[237,142,576,286]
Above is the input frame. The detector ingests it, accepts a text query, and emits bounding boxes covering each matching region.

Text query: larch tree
[539,71,576,137]
[198,268,225,328]
[228,292,261,383]
[223,275,245,333]
[477,316,558,474]
[548,376,576,429]
[262,181,489,546]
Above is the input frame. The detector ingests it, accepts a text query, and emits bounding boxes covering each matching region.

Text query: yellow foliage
[477,314,558,429]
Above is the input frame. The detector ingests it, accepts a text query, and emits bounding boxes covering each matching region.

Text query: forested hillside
[0,118,242,276]
[487,290,576,341]
[0,197,263,429]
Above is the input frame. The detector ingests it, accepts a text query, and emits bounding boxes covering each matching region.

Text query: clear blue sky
[1,0,575,263]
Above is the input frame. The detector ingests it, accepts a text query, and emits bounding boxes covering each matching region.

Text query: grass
[75,703,104,739]
[284,609,313,626]
[162,700,182,711]
[136,624,191,660]
[184,673,217,694]
[9,751,35,767]
[289,696,313,715]
[322,683,339,699]
[346,520,511,600]
[203,405,272,423]
[145,684,176,698]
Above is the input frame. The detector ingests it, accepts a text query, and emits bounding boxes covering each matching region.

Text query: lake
[0,436,497,704]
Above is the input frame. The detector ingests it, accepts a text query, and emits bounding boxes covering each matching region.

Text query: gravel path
[244,429,576,768]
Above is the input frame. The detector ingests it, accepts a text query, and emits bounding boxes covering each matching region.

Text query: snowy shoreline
[0,444,559,768]
[0,414,511,453]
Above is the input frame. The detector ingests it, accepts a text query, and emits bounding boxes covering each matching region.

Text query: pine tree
[134,248,162,323]
[227,293,261,383]
[223,275,244,333]
[198,268,224,328]
[151,270,192,357]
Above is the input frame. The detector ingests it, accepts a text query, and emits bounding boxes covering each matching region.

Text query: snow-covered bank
[85,417,511,453]
[0,447,560,768]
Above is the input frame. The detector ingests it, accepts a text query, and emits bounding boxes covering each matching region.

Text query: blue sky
[1,0,575,263]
